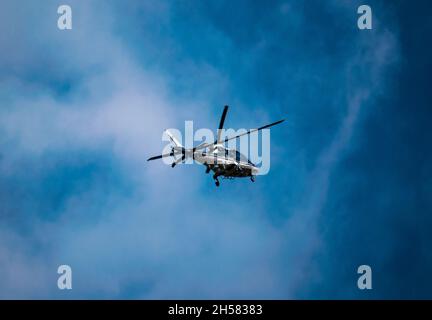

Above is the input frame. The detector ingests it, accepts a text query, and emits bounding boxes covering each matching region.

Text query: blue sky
[0,0,431,298]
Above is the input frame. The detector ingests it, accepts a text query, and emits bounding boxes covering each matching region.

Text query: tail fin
[165,130,182,148]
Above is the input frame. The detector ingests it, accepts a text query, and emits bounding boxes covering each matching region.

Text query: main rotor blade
[218,105,229,130]
[194,119,285,151]
[221,119,285,144]
[147,152,174,161]
[216,105,229,144]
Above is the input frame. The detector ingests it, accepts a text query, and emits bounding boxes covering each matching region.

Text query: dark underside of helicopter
[203,160,256,187]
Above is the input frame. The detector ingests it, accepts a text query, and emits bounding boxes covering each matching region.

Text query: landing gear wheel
[215,180,220,187]
[250,176,255,182]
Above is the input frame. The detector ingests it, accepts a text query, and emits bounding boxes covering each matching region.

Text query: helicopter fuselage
[192,149,259,179]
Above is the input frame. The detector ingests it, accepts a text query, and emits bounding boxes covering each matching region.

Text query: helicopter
[147,105,284,187]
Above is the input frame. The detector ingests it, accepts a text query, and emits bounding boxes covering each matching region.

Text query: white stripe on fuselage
[193,153,257,172]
